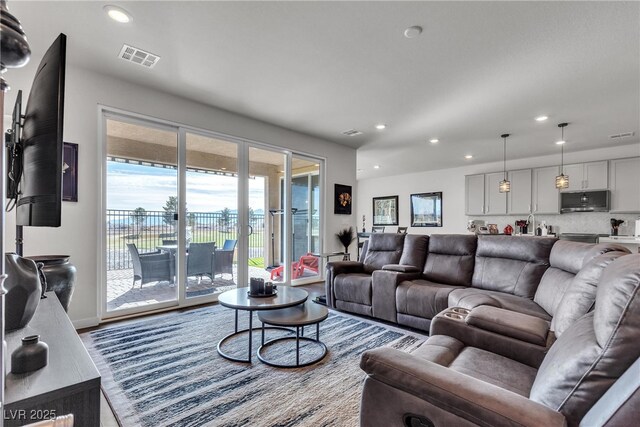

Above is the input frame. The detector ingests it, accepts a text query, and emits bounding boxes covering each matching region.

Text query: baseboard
[72,316,100,329]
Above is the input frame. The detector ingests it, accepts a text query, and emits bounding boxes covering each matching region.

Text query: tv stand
[4,292,100,426]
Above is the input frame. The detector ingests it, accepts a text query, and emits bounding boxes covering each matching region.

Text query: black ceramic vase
[5,253,42,331]
[26,255,76,312]
[11,335,49,374]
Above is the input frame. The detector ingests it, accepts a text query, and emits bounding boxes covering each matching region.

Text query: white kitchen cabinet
[560,161,608,192]
[484,172,507,215]
[609,157,640,213]
[465,174,486,215]
[532,166,560,214]
[507,169,532,214]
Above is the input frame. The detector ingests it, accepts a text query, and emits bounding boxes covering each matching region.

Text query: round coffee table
[257,301,329,368]
[217,287,308,363]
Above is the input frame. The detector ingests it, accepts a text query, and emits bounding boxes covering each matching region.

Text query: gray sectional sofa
[324,233,638,426]
[326,233,626,332]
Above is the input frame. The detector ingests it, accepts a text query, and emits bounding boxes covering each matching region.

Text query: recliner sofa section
[359,253,640,427]
[430,244,630,367]
[326,233,406,317]
[327,232,630,334]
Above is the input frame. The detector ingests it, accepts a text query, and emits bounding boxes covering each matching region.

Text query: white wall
[3,62,356,327]
[357,143,640,235]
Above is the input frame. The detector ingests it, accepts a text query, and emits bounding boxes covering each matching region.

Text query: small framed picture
[373,195,399,226]
[410,192,442,227]
[488,224,499,234]
[334,184,352,215]
[62,142,78,202]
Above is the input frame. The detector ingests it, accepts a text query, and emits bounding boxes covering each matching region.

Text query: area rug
[81,304,425,427]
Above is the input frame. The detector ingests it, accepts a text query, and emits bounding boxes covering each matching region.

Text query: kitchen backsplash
[468,212,640,235]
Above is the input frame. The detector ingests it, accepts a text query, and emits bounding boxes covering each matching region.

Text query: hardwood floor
[90,281,326,425]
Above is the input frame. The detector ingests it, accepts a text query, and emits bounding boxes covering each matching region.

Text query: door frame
[97,106,325,321]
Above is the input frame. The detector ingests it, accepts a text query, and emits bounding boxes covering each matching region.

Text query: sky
[107,161,265,212]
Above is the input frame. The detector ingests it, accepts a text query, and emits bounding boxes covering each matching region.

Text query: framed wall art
[62,142,78,202]
[373,195,398,226]
[334,184,352,215]
[410,192,442,227]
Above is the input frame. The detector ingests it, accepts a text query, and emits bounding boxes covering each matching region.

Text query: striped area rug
[82,304,425,427]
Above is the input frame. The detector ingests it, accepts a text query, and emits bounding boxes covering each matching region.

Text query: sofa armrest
[430,310,549,368]
[325,261,365,308]
[360,348,566,427]
[465,306,550,346]
[382,264,421,273]
[370,269,422,322]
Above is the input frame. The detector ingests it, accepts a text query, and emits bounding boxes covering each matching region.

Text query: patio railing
[106,209,265,270]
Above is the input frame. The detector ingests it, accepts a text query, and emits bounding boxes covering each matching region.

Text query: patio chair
[126,243,172,288]
[295,253,320,278]
[213,239,237,280]
[186,242,216,282]
[270,252,319,281]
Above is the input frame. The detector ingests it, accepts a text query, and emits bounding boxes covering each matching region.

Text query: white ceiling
[9,1,640,179]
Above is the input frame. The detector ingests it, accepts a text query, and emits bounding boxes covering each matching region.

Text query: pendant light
[499,133,510,193]
[555,123,569,189]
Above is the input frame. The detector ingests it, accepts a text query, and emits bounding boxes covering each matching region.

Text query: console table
[4,292,101,426]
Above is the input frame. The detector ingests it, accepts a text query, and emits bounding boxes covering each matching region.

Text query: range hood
[561,190,610,213]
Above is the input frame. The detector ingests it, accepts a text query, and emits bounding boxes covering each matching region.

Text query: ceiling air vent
[609,132,635,140]
[118,44,160,68]
[341,129,363,137]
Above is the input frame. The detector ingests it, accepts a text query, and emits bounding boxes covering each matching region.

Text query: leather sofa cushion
[534,241,631,316]
[412,335,464,366]
[448,347,538,397]
[472,235,555,298]
[363,233,405,274]
[448,288,551,320]
[398,235,429,269]
[552,251,627,336]
[334,273,372,305]
[397,280,463,320]
[422,234,477,286]
[465,306,550,347]
[530,254,640,426]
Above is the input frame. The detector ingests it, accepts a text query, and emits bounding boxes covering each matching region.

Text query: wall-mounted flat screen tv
[16,33,66,227]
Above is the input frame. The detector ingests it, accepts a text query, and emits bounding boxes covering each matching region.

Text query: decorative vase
[4,253,41,331]
[26,255,76,312]
[11,335,49,374]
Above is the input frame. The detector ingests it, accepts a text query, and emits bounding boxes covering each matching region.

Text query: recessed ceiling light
[104,5,132,23]
[373,165,380,169]
[375,124,387,130]
[556,140,566,145]
[279,170,285,173]
[464,155,473,159]
[535,115,549,122]
[404,26,423,39]
[221,167,226,170]
[314,164,319,167]
[429,139,439,143]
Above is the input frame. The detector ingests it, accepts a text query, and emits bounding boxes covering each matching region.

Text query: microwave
[560,190,610,213]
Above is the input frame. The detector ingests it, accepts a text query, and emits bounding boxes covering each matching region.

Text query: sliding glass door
[104,116,179,314]
[102,110,324,318]
[183,132,239,300]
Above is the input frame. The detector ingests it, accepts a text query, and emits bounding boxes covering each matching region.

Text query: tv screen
[16,33,66,227]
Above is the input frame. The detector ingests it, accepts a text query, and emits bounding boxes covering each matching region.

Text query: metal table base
[257,322,328,368]
[216,309,292,363]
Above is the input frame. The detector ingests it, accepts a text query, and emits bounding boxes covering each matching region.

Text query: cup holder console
[443,312,465,320]
[442,307,471,321]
